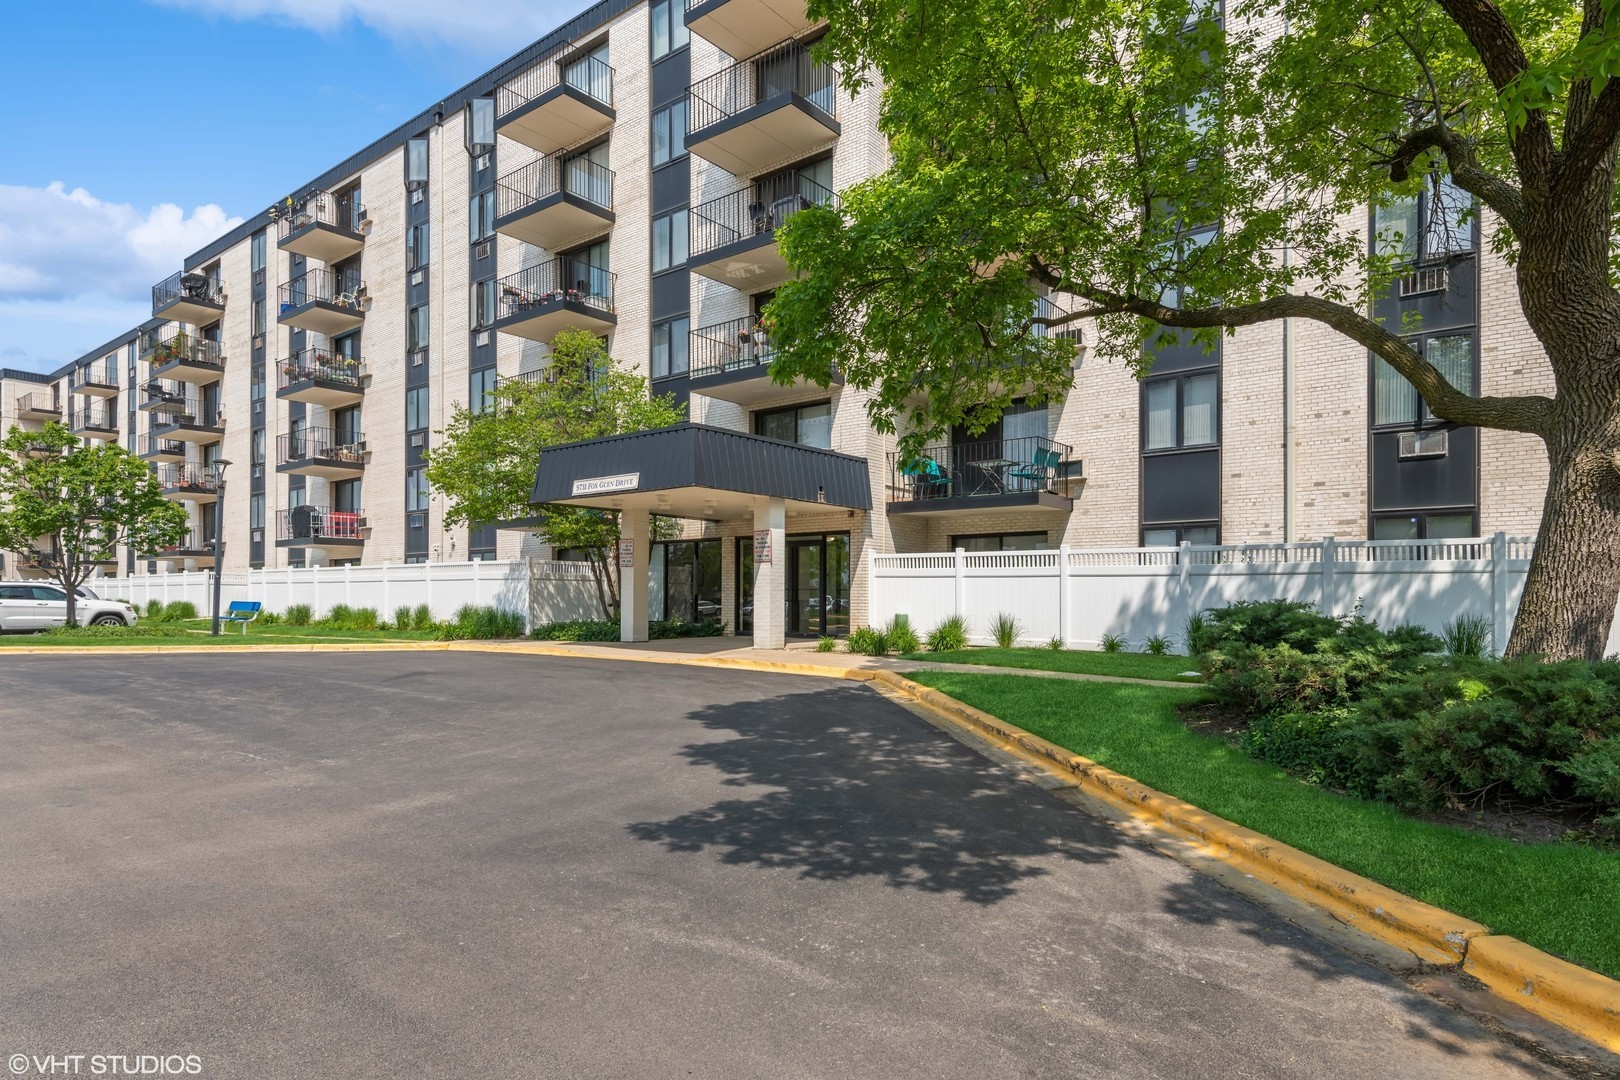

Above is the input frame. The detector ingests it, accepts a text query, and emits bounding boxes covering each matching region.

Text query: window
[1375,174,1473,262]
[406,468,430,512]
[651,100,688,166]
[651,209,688,272]
[1160,224,1217,309]
[1373,332,1474,427]
[334,478,362,514]
[649,0,690,59]
[564,41,611,101]
[650,316,689,378]
[1143,371,1218,450]
[470,368,497,414]
[406,137,430,189]
[251,428,265,466]
[407,306,430,352]
[252,299,266,337]
[466,97,495,153]
[469,190,496,244]
[406,387,429,431]
[952,533,1049,552]
[755,402,831,449]
[249,494,265,530]
[251,361,266,402]
[1143,524,1219,546]
[408,222,430,270]
[1371,512,1476,540]
[471,280,498,329]
[251,231,266,273]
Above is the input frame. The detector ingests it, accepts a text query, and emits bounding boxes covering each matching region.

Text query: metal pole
[209,460,232,636]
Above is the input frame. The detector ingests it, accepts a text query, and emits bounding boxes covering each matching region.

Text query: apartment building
[0,0,1554,646]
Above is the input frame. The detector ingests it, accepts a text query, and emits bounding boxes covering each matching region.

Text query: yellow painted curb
[451,641,876,682]
[1465,936,1620,1054]
[1,642,455,655]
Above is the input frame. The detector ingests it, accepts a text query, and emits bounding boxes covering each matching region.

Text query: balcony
[685,0,822,61]
[278,268,366,336]
[156,465,221,504]
[69,407,118,441]
[689,171,836,290]
[150,532,217,567]
[276,349,366,407]
[15,393,60,421]
[276,190,367,263]
[886,435,1077,517]
[140,436,188,464]
[688,314,842,405]
[493,156,615,253]
[491,259,616,342]
[687,39,838,177]
[495,51,615,155]
[141,327,226,384]
[138,380,188,413]
[277,427,367,479]
[276,506,365,550]
[69,366,119,398]
[149,398,225,445]
[151,270,225,325]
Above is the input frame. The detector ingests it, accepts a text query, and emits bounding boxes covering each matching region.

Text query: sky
[0,0,578,375]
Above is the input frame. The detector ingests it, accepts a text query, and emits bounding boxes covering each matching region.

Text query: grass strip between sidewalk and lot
[907,670,1620,981]
[0,622,443,647]
[905,647,1202,682]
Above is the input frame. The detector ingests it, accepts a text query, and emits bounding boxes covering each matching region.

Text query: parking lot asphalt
[0,652,1565,1078]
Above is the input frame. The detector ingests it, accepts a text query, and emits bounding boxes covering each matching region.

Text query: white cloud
[149,0,579,49]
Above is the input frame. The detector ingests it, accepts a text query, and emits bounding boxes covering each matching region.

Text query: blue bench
[223,600,262,634]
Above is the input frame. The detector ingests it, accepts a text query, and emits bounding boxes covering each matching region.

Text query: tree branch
[1434,0,1557,190]
[1384,122,1528,232]
[1557,78,1620,194]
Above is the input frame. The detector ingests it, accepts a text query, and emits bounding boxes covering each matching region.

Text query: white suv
[0,583,140,631]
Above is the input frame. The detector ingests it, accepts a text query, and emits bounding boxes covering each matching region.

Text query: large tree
[767,0,1620,659]
[425,329,685,618]
[0,423,189,626]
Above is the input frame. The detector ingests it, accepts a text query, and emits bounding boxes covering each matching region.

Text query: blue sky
[0,0,575,374]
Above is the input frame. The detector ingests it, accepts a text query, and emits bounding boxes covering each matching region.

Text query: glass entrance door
[785,533,850,637]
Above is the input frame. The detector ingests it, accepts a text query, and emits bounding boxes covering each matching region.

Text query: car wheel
[91,614,126,627]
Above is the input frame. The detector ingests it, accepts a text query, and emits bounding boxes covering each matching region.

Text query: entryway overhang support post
[620,506,650,643]
[752,497,786,650]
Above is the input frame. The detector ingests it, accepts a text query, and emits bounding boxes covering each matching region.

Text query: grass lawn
[0,622,445,647]
[909,670,1620,980]
[904,647,1202,682]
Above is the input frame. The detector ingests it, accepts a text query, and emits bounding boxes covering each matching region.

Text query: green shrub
[1046,636,1065,651]
[530,619,620,642]
[44,624,172,639]
[1099,632,1127,653]
[650,617,724,639]
[163,600,198,621]
[817,636,839,653]
[412,603,435,630]
[925,614,968,653]
[1144,634,1172,655]
[394,605,414,632]
[144,599,165,619]
[284,603,313,627]
[847,626,889,656]
[1183,610,1210,655]
[1192,598,1341,654]
[257,611,282,626]
[885,615,920,655]
[438,605,526,640]
[990,612,1021,649]
[322,603,354,628]
[1442,613,1493,658]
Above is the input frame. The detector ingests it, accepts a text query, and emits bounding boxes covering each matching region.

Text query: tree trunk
[1505,433,1620,661]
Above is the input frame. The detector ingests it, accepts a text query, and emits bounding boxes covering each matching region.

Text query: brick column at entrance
[752,497,786,649]
[619,507,650,643]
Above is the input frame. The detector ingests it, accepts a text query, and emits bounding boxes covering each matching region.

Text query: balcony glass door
[564,143,611,207]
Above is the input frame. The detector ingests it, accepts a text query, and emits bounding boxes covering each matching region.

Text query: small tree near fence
[0,423,190,626]
[425,329,685,618]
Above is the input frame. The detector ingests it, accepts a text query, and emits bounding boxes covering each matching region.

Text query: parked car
[0,583,139,631]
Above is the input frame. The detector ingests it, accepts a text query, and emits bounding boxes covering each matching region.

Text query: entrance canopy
[531,422,871,519]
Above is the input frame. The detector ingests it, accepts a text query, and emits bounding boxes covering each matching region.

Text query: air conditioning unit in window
[475,331,491,347]
[408,512,427,529]
[411,189,425,205]
[410,270,424,286]
[409,432,425,448]
[1398,430,1449,459]
[476,153,491,171]
[476,242,491,260]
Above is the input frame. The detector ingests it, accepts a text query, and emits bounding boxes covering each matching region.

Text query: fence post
[344,564,352,607]
[426,560,434,618]
[1057,545,1071,646]
[1321,535,1337,614]
[1491,531,1510,654]
[953,548,966,619]
[382,564,390,616]
[1177,541,1192,635]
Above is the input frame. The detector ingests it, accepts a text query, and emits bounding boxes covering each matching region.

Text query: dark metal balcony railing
[690,171,837,259]
[143,436,187,457]
[141,380,188,410]
[495,156,615,219]
[152,531,217,556]
[277,426,367,466]
[156,465,220,493]
[278,267,365,313]
[493,259,615,323]
[150,397,223,428]
[887,435,1073,503]
[497,51,614,118]
[152,269,223,311]
[688,38,836,133]
[140,326,225,369]
[69,407,117,431]
[69,364,117,390]
[689,315,778,379]
[15,392,59,415]
[277,349,366,390]
[276,506,365,543]
[275,189,365,238]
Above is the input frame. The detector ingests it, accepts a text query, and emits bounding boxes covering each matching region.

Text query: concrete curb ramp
[9,639,1617,1052]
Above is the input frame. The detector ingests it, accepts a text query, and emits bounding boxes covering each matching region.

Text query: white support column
[620,507,651,643]
[751,498,787,650]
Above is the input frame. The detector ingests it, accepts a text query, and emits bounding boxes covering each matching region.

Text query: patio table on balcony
[970,457,1019,495]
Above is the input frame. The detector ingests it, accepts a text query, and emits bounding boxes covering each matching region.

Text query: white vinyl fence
[90,558,602,631]
[869,534,1620,655]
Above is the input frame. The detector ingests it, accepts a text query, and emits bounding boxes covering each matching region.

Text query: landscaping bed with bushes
[529,618,725,642]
